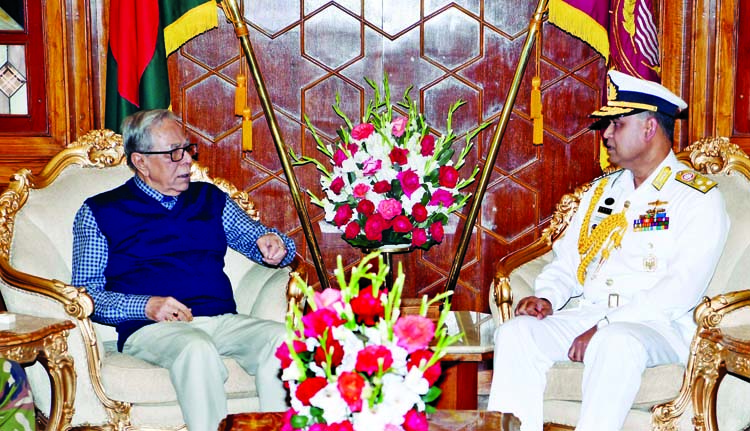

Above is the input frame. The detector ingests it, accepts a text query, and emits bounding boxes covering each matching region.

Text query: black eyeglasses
[138,143,199,162]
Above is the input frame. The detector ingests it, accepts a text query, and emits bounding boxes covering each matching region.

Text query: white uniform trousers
[487,308,683,431]
[124,313,287,431]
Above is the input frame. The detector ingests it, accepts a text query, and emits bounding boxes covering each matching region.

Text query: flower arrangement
[294,76,489,250]
[275,252,462,431]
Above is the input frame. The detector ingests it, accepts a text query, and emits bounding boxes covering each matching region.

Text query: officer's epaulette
[674,170,718,193]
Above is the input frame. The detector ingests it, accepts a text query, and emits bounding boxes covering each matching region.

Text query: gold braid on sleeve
[576,178,629,284]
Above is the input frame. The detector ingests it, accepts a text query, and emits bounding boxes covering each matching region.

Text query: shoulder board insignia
[674,170,718,193]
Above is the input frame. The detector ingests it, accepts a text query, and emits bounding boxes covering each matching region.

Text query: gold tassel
[531,76,543,145]
[242,107,253,152]
[235,73,246,116]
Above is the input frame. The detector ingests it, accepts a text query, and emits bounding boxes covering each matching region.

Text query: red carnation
[407,349,442,385]
[275,338,307,368]
[389,147,409,165]
[429,221,444,242]
[302,308,346,337]
[392,215,413,233]
[314,335,344,368]
[364,213,389,241]
[355,345,394,375]
[357,199,375,215]
[411,203,428,222]
[351,123,375,140]
[295,376,328,406]
[438,165,460,188]
[411,228,427,247]
[350,286,385,325]
[333,205,353,227]
[337,371,365,412]
[420,135,435,156]
[403,409,429,431]
[344,221,361,239]
[373,180,392,194]
[333,149,348,167]
[330,176,345,195]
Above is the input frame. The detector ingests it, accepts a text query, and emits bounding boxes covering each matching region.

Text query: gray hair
[122,109,180,169]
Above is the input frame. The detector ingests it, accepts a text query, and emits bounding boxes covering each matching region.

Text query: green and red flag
[105,0,218,132]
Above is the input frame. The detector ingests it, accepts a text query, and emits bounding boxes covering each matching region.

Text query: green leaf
[290,414,308,429]
[422,386,442,403]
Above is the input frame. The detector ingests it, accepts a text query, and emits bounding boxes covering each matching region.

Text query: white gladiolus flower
[309,383,350,424]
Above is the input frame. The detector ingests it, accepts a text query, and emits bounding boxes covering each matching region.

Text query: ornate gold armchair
[489,137,750,430]
[0,130,303,430]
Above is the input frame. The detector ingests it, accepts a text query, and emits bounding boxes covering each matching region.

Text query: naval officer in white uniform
[487,70,730,431]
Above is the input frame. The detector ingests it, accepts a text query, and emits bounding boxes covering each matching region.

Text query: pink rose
[377,199,402,220]
[411,203,428,222]
[337,371,365,412]
[429,188,454,207]
[333,205,353,227]
[355,345,393,375]
[420,135,435,156]
[351,123,375,140]
[362,157,382,176]
[373,180,391,194]
[353,183,370,199]
[344,221,361,239]
[411,228,427,247]
[302,308,345,337]
[351,286,385,325]
[389,147,409,165]
[394,315,435,353]
[397,169,421,198]
[429,221,444,242]
[295,376,328,406]
[391,116,407,137]
[357,199,375,215]
[407,349,441,385]
[313,288,343,311]
[438,165,459,188]
[403,409,429,431]
[333,149,348,167]
[330,176,345,195]
[392,215,413,233]
[364,214,389,241]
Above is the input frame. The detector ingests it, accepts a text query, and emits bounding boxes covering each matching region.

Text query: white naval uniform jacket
[534,152,730,355]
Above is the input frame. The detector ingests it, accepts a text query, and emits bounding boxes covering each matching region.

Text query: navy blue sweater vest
[87,179,236,351]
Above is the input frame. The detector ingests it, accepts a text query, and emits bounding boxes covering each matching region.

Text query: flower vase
[360,243,413,290]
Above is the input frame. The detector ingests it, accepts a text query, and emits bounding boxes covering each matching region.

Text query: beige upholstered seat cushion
[101,351,256,403]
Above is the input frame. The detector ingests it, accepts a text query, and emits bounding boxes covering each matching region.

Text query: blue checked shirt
[71,176,296,324]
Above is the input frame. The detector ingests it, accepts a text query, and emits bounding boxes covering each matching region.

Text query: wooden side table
[436,311,495,410]
[0,313,76,431]
[691,325,750,431]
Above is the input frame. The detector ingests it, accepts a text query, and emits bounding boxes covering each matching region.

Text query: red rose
[314,335,344,368]
[351,123,375,140]
[275,338,307,368]
[355,345,394,375]
[407,349,441,385]
[403,409,429,431]
[392,215,413,233]
[357,199,375,215]
[330,176,345,195]
[344,221,361,239]
[420,135,435,156]
[352,183,370,199]
[438,165,459,188]
[397,169,421,198]
[364,213,389,241]
[350,286,385,325]
[337,371,365,412]
[411,203,428,222]
[411,228,427,247]
[428,188,454,207]
[333,205,353,227]
[373,180,392,194]
[296,376,328,405]
[389,147,409,165]
[429,221,444,242]
[333,149,348,167]
[302,308,345,337]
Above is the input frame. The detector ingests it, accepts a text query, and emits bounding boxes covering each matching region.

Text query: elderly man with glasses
[71,109,296,430]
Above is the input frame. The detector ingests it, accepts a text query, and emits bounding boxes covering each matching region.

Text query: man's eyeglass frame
[137,143,199,162]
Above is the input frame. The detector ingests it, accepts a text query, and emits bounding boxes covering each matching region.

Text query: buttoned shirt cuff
[128,295,152,321]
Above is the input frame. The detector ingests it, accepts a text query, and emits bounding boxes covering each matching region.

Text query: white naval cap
[589,70,687,130]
